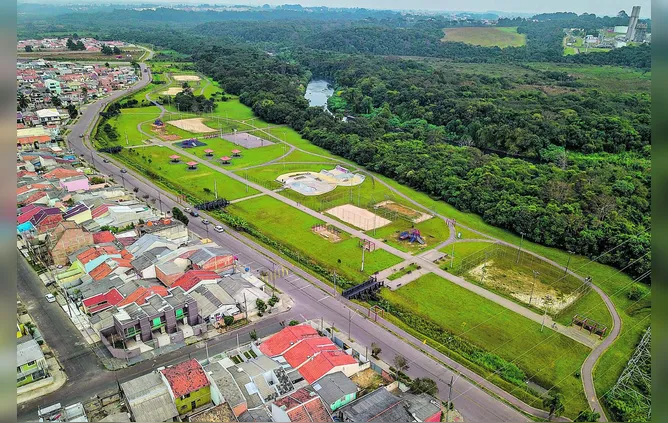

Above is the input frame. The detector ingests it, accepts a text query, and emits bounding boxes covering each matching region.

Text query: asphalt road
[17,60,539,422]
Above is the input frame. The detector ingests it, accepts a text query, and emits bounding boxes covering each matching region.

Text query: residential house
[60,175,90,193]
[62,202,92,224]
[44,79,61,95]
[226,355,285,408]
[30,207,63,233]
[204,361,248,417]
[258,324,321,358]
[120,371,179,423]
[310,371,359,412]
[45,221,94,266]
[127,233,178,257]
[95,202,156,228]
[35,108,61,125]
[79,276,125,315]
[17,337,48,387]
[135,218,189,245]
[131,246,175,279]
[189,403,237,423]
[219,273,271,316]
[172,270,221,293]
[271,388,333,423]
[160,359,211,415]
[337,387,442,423]
[189,283,240,324]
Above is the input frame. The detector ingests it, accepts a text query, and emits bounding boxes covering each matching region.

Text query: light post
[529,270,539,305]
[565,251,574,275]
[516,232,525,264]
[540,295,553,332]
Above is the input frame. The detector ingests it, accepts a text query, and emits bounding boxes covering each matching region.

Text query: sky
[21,0,652,18]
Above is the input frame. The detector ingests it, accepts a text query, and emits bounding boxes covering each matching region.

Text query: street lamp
[516,232,525,264]
[564,251,574,275]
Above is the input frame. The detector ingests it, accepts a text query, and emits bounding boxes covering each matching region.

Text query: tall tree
[543,393,565,421]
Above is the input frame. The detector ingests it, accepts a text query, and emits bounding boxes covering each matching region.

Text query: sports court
[172,75,201,81]
[326,204,391,230]
[167,118,217,133]
[222,131,274,149]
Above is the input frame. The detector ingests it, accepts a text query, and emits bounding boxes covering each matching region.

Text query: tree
[17,93,29,110]
[392,354,409,378]
[371,342,381,357]
[171,207,189,225]
[66,38,76,50]
[268,295,279,307]
[101,44,113,55]
[76,40,85,51]
[256,298,267,315]
[574,410,600,422]
[81,86,88,102]
[543,393,565,420]
[249,329,258,341]
[104,62,110,68]
[66,104,78,119]
[51,96,62,107]
[24,45,33,52]
[113,46,122,54]
[627,285,642,301]
[410,378,438,396]
[288,320,300,326]
[223,315,234,326]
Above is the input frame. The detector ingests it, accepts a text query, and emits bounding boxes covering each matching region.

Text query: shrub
[223,315,234,326]
[289,320,300,326]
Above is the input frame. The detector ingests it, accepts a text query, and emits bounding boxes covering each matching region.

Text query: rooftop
[274,388,333,423]
[204,362,246,408]
[120,371,179,423]
[339,387,410,423]
[311,371,358,407]
[160,359,209,398]
[17,338,44,367]
[298,350,357,384]
[172,270,221,293]
[259,324,320,357]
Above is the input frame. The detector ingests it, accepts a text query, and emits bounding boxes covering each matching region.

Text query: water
[304,80,334,108]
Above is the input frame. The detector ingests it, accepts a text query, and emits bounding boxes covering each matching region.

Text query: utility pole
[214,179,218,199]
[516,232,525,264]
[529,272,538,305]
[446,375,457,422]
[450,243,455,269]
[540,295,552,332]
[157,191,162,213]
[244,292,248,320]
[565,251,574,275]
[348,309,351,341]
[205,341,209,363]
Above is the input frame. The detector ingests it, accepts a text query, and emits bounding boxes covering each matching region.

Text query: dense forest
[25,7,651,280]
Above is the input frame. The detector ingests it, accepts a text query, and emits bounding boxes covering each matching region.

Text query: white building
[35,108,61,125]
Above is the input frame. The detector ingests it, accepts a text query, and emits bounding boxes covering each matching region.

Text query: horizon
[15,0,652,19]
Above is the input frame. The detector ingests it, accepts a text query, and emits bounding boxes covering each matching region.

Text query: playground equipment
[572,314,608,338]
[399,229,425,245]
[359,239,376,252]
[152,118,164,127]
[312,223,342,242]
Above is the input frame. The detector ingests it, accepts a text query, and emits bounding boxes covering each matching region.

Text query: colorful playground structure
[399,229,425,245]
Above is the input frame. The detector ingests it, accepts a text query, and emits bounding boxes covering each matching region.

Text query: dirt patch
[350,368,384,391]
[163,87,184,95]
[467,260,578,313]
[326,204,391,231]
[172,75,201,81]
[312,224,342,242]
[167,118,216,134]
[375,200,432,223]
[159,134,181,141]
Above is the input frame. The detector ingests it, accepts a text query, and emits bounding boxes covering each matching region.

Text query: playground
[222,131,275,149]
[325,204,391,231]
[277,166,366,197]
[375,200,432,224]
[311,223,342,242]
[167,118,217,134]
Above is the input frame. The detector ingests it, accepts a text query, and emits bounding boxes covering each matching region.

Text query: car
[45,294,56,303]
[214,225,224,233]
[184,207,191,213]
[103,158,110,163]
[202,219,210,225]
[189,210,199,217]
[79,134,84,138]
[120,169,127,173]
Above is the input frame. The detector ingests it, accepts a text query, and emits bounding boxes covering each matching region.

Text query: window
[180,393,190,400]
[152,317,162,328]
[175,308,184,319]
[27,360,35,367]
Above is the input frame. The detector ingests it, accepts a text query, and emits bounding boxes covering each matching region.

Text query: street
[17,59,541,422]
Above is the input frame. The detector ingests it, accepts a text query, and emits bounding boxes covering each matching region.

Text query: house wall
[327,363,361,379]
[424,410,443,422]
[51,228,94,265]
[174,385,210,415]
[329,392,357,412]
[61,178,90,192]
[155,266,184,287]
[198,255,235,273]
[270,403,291,423]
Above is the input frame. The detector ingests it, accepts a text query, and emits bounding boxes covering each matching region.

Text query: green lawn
[278,149,338,163]
[97,106,161,147]
[441,26,526,48]
[117,146,258,202]
[228,196,403,283]
[178,137,287,170]
[526,63,651,93]
[381,273,591,418]
[372,217,449,254]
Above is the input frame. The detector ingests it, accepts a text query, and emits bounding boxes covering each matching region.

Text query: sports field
[116,146,258,202]
[381,273,591,418]
[227,196,403,283]
[182,137,286,170]
[441,26,526,48]
[96,106,161,147]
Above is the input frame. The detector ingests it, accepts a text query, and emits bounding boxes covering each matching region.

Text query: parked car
[202,219,210,225]
[120,169,127,173]
[214,225,224,233]
[103,158,110,163]
[189,210,199,217]
[45,294,56,303]
[184,207,191,213]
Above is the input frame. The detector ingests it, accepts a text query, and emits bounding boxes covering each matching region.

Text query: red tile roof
[17,170,38,178]
[93,230,116,244]
[283,337,338,369]
[116,286,169,307]
[259,325,320,357]
[172,270,220,293]
[111,258,133,268]
[18,135,51,145]
[160,359,209,398]
[91,204,112,219]
[21,191,48,205]
[275,389,333,423]
[17,205,45,224]
[298,351,357,384]
[89,262,114,281]
[43,168,81,180]
[82,288,123,312]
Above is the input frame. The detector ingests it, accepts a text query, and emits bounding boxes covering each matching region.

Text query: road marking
[317,295,330,302]
[299,285,311,290]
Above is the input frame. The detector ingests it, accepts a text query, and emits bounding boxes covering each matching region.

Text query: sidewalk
[17,357,68,405]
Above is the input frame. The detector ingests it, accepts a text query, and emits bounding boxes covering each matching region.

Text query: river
[304,79,333,108]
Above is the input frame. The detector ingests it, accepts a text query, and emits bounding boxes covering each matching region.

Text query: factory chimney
[625,6,641,41]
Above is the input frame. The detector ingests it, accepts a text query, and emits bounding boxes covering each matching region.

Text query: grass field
[228,196,402,283]
[278,149,338,163]
[441,26,526,48]
[178,137,287,170]
[372,217,449,254]
[116,146,258,202]
[96,106,160,147]
[381,273,591,418]
[526,63,651,93]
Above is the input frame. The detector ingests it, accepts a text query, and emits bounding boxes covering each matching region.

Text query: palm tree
[17,93,29,111]
[543,393,565,421]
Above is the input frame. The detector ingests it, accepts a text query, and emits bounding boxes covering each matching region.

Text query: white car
[184,207,191,213]
[45,294,56,303]
[202,219,210,225]
[214,225,224,233]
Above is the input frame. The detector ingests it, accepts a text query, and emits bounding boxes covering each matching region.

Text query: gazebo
[169,154,180,163]
[186,161,198,170]
[231,149,242,157]
[219,156,231,165]
[204,149,214,157]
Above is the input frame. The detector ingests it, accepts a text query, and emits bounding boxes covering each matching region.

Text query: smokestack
[626,6,641,42]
